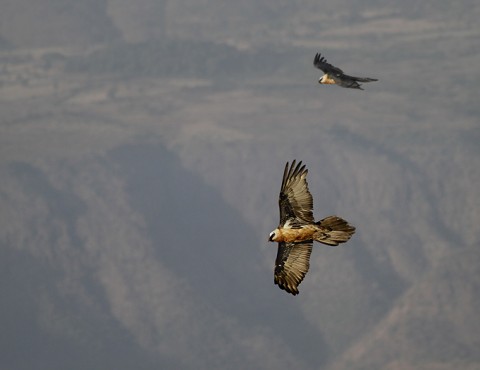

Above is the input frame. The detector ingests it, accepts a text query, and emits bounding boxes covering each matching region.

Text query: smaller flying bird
[314,52,378,90]
[269,160,356,295]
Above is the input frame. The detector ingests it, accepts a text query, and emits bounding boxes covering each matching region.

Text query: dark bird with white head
[314,52,378,90]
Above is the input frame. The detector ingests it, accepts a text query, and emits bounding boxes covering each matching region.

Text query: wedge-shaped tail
[314,215,356,246]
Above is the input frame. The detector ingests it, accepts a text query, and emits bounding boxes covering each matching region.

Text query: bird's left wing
[274,241,313,296]
[313,53,344,76]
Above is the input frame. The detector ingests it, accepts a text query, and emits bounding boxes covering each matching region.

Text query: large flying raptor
[313,52,378,90]
[268,160,356,295]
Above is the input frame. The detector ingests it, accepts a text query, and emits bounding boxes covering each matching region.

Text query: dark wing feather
[274,242,313,296]
[313,53,344,76]
[279,160,314,226]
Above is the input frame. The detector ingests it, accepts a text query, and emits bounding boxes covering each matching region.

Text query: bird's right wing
[274,241,313,296]
[279,160,314,227]
[313,53,344,76]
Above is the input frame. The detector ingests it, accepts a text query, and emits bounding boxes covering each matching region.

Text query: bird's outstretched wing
[279,160,314,227]
[274,242,313,295]
[313,53,344,76]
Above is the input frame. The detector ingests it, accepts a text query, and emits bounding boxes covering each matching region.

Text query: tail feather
[314,216,356,246]
[339,79,364,89]
[351,76,378,82]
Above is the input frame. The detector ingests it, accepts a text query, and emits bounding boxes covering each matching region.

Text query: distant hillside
[106,0,167,42]
[330,248,480,370]
[166,0,480,45]
[1,143,326,369]
[0,0,119,47]
[4,0,479,49]
[64,39,298,79]
[1,1,479,369]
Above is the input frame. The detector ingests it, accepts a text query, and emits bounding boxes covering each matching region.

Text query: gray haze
[1,1,479,369]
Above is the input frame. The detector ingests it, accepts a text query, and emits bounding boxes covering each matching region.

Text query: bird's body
[270,216,354,245]
[313,52,378,90]
[269,223,318,243]
[268,160,356,295]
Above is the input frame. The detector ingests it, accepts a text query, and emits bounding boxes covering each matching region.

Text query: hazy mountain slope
[0,0,119,48]
[106,0,167,42]
[2,38,479,368]
[1,1,480,369]
[1,148,326,369]
[329,248,480,370]
[164,91,480,359]
[166,0,480,46]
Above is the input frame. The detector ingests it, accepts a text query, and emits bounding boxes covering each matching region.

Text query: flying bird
[313,52,378,90]
[268,160,356,295]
